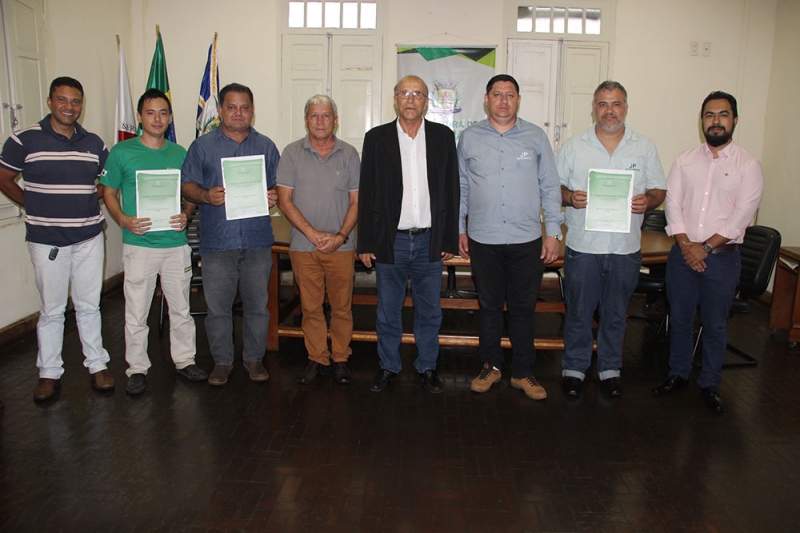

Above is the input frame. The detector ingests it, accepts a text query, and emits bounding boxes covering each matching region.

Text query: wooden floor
[1,286,799,532]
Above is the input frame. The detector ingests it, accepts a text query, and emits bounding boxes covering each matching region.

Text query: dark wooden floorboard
[1,287,800,532]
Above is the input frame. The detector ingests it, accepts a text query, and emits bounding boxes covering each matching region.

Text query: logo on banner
[428,79,462,116]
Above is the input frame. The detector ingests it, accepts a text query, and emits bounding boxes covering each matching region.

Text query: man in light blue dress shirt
[458,74,564,401]
[558,81,667,398]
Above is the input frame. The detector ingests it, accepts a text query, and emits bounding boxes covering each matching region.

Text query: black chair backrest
[738,225,781,300]
[641,211,668,233]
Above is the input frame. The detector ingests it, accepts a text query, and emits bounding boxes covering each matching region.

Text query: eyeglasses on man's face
[394,90,427,100]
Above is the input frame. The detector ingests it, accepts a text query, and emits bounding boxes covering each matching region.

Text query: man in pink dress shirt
[652,91,764,412]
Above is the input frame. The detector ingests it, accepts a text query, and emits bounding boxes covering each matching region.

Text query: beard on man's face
[704,125,734,147]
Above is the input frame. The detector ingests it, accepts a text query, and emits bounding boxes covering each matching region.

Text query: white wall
[0,0,130,329]
[129,0,283,147]
[0,0,790,331]
[759,0,800,245]
[614,0,775,168]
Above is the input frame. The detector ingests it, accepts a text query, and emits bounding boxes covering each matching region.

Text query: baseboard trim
[0,272,124,348]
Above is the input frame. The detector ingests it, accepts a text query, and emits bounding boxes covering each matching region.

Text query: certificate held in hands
[585,169,634,233]
[135,169,181,232]
[220,155,269,220]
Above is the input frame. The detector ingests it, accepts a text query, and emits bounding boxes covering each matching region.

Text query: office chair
[692,225,781,367]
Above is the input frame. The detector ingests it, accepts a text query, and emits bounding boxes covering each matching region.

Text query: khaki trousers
[289,250,355,364]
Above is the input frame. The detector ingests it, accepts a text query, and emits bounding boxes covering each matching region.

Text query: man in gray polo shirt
[276,95,359,385]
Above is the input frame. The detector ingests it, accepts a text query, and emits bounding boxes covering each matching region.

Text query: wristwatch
[336,231,349,244]
[702,242,713,254]
[547,235,563,242]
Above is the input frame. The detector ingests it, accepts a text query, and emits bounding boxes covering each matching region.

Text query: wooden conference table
[265,214,676,351]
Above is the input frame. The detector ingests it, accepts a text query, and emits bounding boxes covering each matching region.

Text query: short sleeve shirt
[557,125,667,254]
[181,127,280,255]
[276,136,359,252]
[100,137,188,248]
[0,115,108,247]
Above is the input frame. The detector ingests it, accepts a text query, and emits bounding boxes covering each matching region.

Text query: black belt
[397,228,430,235]
[711,243,740,254]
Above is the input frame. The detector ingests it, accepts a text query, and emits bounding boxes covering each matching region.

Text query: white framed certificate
[585,169,635,233]
[220,155,269,220]
[135,169,181,232]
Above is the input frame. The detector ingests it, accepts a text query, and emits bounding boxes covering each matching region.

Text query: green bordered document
[585,169,634,233]
[135,169,181,232]
[220,155,268,221]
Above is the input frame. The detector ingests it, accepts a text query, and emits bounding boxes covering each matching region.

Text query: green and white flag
[140,27,176,142]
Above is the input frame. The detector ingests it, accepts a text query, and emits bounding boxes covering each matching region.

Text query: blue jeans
[469,238,543,379]
[666,245,740,388]
[201,247,273,365]
[562,248,642,380]
[374,230,442,373]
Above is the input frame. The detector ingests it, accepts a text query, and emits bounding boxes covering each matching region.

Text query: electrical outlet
[690,41,699,56]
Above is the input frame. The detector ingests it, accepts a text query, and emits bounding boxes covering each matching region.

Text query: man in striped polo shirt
[0,77,114,402]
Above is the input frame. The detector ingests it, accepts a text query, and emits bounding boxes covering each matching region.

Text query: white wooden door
[508,39,558,141]
[0,0,47,220]
[331,36,381,153]
[281,34,381,153]
[508,39,608,152]
[559,42,609,145]
[281,35,328,147]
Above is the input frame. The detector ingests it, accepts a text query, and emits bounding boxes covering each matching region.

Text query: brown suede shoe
[33,378,61,401]
[90,369,115,391]
[510,376,547,400]
[471,363,501,393]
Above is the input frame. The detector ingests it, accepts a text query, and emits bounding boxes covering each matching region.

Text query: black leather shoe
[601,377,622,397]
[176,364,208,382]
[297,361,328,384]
[126,373,146,395]
[419,369,443,394]
[334,362,352,384]
[652,375,688,396]
[562,376,583,397]
[701,386,724,412]
[370,369,397,392]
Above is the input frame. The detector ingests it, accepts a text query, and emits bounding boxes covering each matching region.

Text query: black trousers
[469,238,544,378]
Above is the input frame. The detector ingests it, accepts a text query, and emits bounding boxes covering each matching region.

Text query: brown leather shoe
[33,378,61,401]
[208,364,233,386]
[243,361,269,382]
[90,369,115,391]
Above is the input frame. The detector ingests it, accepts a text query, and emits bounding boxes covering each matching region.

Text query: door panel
[281,35,328,146]
[560,43,608,145]
[508,39,558,140]
[282,34,381,154]
[508,38,608,151]
[0,0,47,219]
[331,37,381,153]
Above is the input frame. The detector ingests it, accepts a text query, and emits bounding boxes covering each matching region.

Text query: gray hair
[593,80,628,103]
[304,94,338,118]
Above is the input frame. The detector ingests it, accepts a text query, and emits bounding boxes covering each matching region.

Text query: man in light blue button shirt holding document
[458,74,564,401]
[558,81,667,398]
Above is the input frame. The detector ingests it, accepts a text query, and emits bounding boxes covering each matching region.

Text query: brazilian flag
[139,28,176,142]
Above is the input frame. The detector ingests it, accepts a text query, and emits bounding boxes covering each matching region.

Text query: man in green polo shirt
[101,88,208,394]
